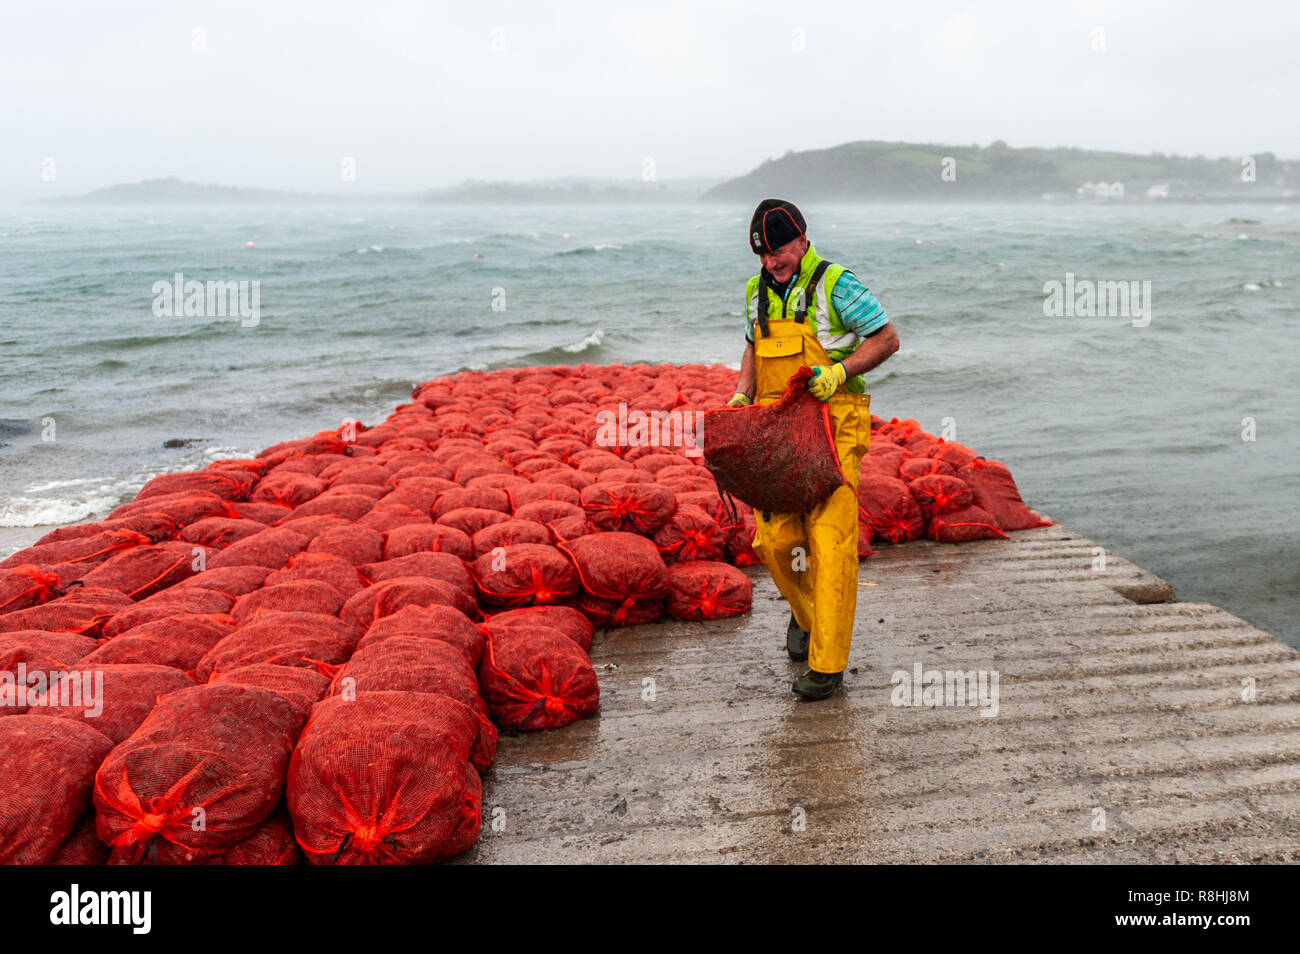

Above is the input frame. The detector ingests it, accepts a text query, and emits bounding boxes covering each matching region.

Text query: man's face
[758,236,807,284]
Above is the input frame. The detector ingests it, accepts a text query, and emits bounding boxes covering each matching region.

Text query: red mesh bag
[356,604,485,667]
[358,551,473,600]
[354,505,432,535]
[658,473,718,494]
[532,468,594,492]
[485,605,594,652]
[264,552,365,599]
[288,692,493,864]
[512,499,585,525]
[908,474,975,522]
[926,441,980,470]
[229,500,294,524]
[580,482,677,534]
[77,541,200,600]
[210,663,330,719]
[0,528,150,572]
[507,482,581,511]
[35,511,175,547]
[435,506,510,538]
[284,490,377,521]
[135,470,249,502]
[171,564,271,598]
[276,514,351,539]
[513,457,570,478]
[383,523,472,562]
[478,626,600,731]
[633,453,690,475]
[0,588,133,637]
[30,663,198,743]
[595,467,653,485]
[956,459,1054,531]
[321,462,393,488]
[465,472,532,493]
[109,491,237,525]
[250,471,327,507]
[724,509,760,566]
[926,505,1008,543]
[0,565,64,616]
[665,561,754,620]
[470,543,580,608]
[558,532,669,627]
[230,580,345,624]
[195,611,361,681]
[898,458,957,482]
[99,588,236,638]
[470,518,553,559]
[340,577,477,629]
[653,504,726,563]
[81,614,235,669]
[702,366,846,514]
[94,684,302,864]
[382,476,457,513]
[546,513,596,544]
[1,631,99,714]
[51,811,110,865]
[328,635,489,723]
[207,526,309,570]
[305,524,386,565]
[178,517,268,549]
[432,487,510,518]
[204,812,300,865]
[0,717,115,863]
[857,475,926,544]
[574,452,624,474]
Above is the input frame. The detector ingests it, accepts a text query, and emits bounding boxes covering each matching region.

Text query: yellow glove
[807,362,846,401]
[727,391,753,407]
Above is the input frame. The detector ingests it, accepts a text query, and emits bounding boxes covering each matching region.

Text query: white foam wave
[561,328,604,353]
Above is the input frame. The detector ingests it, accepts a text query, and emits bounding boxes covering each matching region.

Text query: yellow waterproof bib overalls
[750,265,871,674]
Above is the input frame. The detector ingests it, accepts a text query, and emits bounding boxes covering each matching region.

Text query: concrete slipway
[459,523,1300,864]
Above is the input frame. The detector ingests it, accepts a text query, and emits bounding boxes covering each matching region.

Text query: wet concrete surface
[458,524,1300,864]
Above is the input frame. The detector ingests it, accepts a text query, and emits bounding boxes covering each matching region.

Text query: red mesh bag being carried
[29,663,198,743]
[195,611,361,681]
[478,626,600,731]
[857,475,926,544]
[94,684,303,864]
[0,565,64,616]
[288,691,494,864]
[956,459,1055,531]
[579,482,678,534]
[557,532,669,627]
[485,605,594,652]
[926,505,1008,543]
[665,561,754,621]
[0,717,115,863]
[469,543,580,608]
[356,604,485,667]
[204,811,300,865]
[702,366,846,514]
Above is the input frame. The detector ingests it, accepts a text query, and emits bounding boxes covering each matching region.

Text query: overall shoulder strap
[755,275,771,338]
[793,261,832,323]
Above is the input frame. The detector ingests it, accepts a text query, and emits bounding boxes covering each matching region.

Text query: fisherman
[729,199,900,700]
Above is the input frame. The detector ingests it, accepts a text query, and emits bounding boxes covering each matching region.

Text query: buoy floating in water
[245,240,256,249]
[562,233,571,239]
[473,253,482,259]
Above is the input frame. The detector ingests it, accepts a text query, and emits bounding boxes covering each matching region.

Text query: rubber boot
[786,611,809,662]
[792,668,843,701]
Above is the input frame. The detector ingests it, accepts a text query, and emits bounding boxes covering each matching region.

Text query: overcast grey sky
[3,0,1298,200]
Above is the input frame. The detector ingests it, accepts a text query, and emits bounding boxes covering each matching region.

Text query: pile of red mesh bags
[0,361,1052,865]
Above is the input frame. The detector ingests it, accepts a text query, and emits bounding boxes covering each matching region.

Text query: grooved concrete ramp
[459,524,1300,864]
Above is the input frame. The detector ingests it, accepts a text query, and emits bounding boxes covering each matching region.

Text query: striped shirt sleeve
[830,271,888,338]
